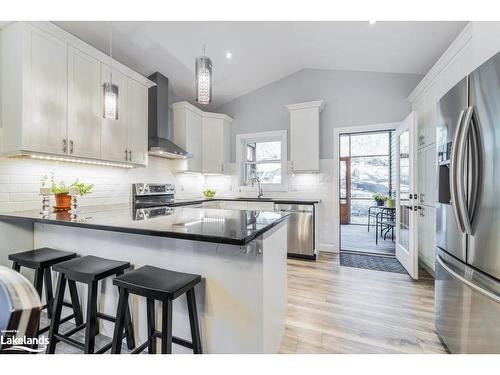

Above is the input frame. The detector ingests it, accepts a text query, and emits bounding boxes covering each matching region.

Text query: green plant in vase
[41,174,93,211]
[373,193,388,207]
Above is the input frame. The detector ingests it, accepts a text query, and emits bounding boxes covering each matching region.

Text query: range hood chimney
[147,72,192,159]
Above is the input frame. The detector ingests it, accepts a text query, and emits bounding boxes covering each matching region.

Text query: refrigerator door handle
[467,105,483,229]
[456,106,474,235]
[450,109,466,233]
[436,254,500,303]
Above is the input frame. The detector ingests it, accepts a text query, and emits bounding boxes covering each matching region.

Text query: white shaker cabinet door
[127,79,148,165]
[202,116,224,174]
[67,46,101,159]
[185,109,203,172]
[100,65,129,163]
[23,25,68,154]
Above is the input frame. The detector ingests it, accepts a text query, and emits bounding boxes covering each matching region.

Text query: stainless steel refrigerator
[435,51,500,353]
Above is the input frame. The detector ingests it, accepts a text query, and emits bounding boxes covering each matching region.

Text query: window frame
[236,130,288,192]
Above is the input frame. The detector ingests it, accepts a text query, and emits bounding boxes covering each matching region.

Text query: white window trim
[236,130,288,192]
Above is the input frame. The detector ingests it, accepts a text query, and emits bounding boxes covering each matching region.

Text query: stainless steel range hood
[147,72,192,159]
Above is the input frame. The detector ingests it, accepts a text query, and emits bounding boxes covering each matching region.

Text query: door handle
[437,255,500,303]
[450,110,465,233]
[456,106,474,235]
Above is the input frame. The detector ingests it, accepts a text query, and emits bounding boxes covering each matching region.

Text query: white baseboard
[317,243,338,253]
[419,259,435,278]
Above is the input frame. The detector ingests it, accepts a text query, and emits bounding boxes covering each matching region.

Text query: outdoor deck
[341,224,395,255]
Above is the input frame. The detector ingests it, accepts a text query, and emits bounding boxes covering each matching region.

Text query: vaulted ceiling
[54,21,467,109]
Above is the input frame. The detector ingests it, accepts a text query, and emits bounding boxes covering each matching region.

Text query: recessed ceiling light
[369,20,377,25]
[225,51,232,59]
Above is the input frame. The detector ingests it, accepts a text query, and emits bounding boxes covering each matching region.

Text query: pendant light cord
[109,21,113,84]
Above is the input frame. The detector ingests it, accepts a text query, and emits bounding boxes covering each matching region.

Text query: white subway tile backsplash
[9,193,36,202]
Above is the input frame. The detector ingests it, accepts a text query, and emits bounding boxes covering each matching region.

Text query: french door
[395,112,419,279]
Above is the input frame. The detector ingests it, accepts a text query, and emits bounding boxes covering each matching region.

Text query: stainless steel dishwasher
[275,203,315,260]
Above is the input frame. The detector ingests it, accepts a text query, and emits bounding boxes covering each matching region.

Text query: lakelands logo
[1,329,49,353]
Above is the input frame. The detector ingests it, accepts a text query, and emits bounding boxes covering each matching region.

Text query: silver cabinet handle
[70,140,74,154]
[437,255,500,303]
[128,150,132,162]
[221,164,224,173]
[62,139,67,154]
[125,149,128,161]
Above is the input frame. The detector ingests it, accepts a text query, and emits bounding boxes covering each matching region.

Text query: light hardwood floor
[279,252,448,354]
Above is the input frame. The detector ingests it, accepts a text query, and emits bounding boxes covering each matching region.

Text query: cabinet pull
[125,149,128,161]
[128,150,132,161]
[70,140,74,154]
[62,139,67,154]
[221,164,224,173]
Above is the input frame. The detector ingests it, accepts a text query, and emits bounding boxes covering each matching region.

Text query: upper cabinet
[202,112,231,174]
[172,101,233,175]
[286,100,324,173]
[0,22,154,166]
[67,46,101,159]
[172,102,203,173]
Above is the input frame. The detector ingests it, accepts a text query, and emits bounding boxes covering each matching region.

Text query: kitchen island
[0,205,289,353]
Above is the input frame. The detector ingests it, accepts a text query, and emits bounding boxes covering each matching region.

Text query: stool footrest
[97,312,116,323]
[53,333,85,351]
[152,331,194,349]
[39,313,76,334]
[130,340,150,354]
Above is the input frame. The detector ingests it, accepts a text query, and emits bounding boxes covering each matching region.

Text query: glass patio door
[395,112,419,279]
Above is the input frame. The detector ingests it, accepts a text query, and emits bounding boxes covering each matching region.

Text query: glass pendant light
[195,45,212,105]
[103,22,118,120]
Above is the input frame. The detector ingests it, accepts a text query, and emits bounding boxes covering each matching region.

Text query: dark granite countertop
[168,197,320,207]
[0,204,289,246]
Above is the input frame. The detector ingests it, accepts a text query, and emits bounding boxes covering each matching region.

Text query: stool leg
[146,298,156,354]
[68,280,83,326]
[84,281,98,354]
[161,300,173,354]
[46,273,67,354]
[43,267,54,319]
[11,261,20,272]
[186,289,203,354]
[124,298,135,350]
[111,287,128,354]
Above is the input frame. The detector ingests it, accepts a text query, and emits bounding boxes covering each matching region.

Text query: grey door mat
[339,252,407,274]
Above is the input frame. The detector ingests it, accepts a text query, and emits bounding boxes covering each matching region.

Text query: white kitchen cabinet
[0,21,153,167]
[286,100,324,173]
[172,102,203,173]
[67,46,101,159]
[127,78,148,165]
[417,144,437,208]
[417,205,436,272]
[100,66,129,163]
[202,112,232,174]
[1,22,68,155]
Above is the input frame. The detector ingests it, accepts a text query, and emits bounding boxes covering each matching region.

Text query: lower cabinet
[418,205,436,272]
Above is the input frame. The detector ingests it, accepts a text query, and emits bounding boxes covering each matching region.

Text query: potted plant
[41,175,93,211]
[386,195,395,208]
[203,188,216,199]
[373,193,387,207]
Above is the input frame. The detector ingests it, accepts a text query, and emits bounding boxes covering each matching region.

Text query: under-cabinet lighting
[25,154,135,168]
[369,20,377,25]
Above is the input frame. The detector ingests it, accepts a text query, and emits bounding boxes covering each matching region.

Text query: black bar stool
[8,247,84,334]
[111,265,202,354]
[46,255,135,354]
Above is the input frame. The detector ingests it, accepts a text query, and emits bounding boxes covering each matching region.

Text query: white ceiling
[54,21,466,109]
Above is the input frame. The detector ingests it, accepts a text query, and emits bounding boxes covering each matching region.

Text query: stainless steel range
[132,183,176,220]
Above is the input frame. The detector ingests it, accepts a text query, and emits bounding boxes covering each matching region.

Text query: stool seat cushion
[53,255,130,282]
[8,247,76,269]
[113,265,201,300]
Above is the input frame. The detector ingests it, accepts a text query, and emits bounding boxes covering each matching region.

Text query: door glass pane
[398,130,410,249]
[340,135,350,157]
[340,160,347,199]
[350,199,373,224]
[244,162,281,184]
[350,156,389,198]
[350,133,389,156]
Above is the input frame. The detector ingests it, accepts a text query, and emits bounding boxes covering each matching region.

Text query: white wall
[215,68,422,161]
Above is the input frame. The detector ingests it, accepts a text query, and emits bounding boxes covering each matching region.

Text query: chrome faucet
[250,176,264,198]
